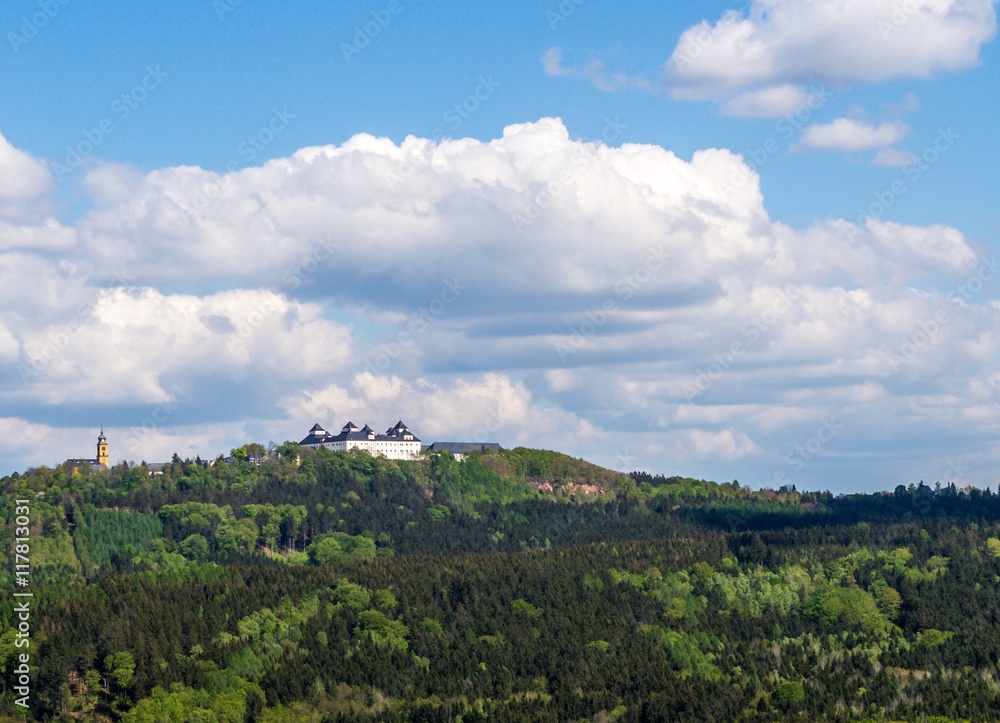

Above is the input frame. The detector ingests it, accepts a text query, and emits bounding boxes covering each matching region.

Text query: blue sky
[1,0,999,492]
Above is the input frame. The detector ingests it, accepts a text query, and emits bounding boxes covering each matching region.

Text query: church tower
[97,429,109,468]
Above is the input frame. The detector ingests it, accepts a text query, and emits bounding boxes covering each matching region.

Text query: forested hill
[3,444,1000,721]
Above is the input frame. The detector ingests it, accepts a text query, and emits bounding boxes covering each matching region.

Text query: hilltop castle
[299,420,422,460]
[299,421,501,461]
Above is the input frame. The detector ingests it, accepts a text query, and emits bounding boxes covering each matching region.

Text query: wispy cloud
[872,147,920,166]
[541,48,656,92]
[721,84,816,117]
[793,118,909,152]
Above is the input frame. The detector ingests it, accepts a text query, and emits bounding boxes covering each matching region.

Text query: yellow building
[66,429,110,470]
[97,429,109,468]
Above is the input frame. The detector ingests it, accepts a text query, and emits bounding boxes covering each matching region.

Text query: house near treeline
[424,442,500,460]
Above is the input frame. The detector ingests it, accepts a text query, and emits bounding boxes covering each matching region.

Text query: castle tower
[97,429,109,468]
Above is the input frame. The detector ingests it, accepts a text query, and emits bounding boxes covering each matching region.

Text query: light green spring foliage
[159,502,233,529]
[880,547,950,583]
[986,537,1000,558]
[422,618,444,638]
[804,585,886,633]
[713,566,806,618]
[373,589,399,611]
[773,680,805,708]
[217,580,415,682]
[215,518,259,553]
[431,453,541,511]
[240,504,307,549]
[332,579,371,610]
[609,562,809,621]
[641,625,725,681]
[306,532,377,565]
[355,609,410,652]
[876,585,903,620]
[0,496,82,585]
[512,598,543,618]
[916,628,955,648]
[123,681,261,723]
[601,543,954,681]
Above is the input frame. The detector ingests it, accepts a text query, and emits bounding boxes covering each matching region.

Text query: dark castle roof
[299,424,331,446]
[299,420,421,445]
[424,442,500,454]
[65,458,109,469]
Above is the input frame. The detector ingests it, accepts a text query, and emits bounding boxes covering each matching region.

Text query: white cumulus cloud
[0,132,55,220]
[12,288,353,405]
[286,372,597,450]
[665,0,997,107]
[0,121,998,491]
[793,119,910,152]
[721,84,816,117]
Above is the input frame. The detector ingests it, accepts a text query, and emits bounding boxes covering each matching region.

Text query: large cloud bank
[1,120,997,490]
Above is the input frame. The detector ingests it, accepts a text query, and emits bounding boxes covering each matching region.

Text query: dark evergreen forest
[2,444,999,722]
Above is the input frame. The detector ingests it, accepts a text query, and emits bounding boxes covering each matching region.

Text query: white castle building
[299,420,422,460]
